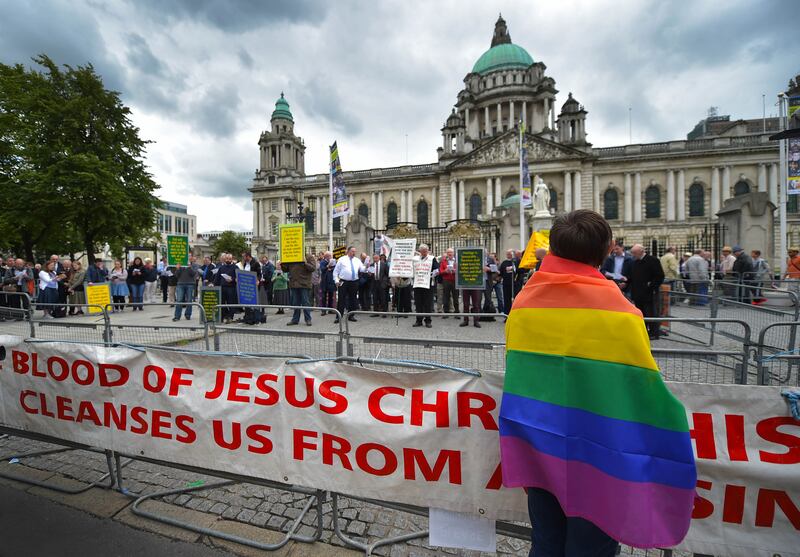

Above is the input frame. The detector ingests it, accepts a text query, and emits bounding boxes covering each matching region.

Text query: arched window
[417,200,429,229]
[689,183,705,217]
[603,189,619,220]
[305,211,315,233]
[387,202,398,226]
[548,187,558,212]
[734,180,750,196]
[645,185,661,219]
[469,193,482,221]
[358,203,369,220]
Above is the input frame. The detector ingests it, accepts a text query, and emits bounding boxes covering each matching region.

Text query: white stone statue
[533,178,551,217]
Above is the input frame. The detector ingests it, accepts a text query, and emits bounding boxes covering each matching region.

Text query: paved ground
[0,298,781,555]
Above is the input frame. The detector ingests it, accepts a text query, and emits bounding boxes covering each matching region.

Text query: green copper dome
[271,92,293,121]
[472,43,534,75]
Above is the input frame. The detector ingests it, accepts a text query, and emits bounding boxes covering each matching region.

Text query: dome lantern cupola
[271,92,294,122]
[471,15,534,75]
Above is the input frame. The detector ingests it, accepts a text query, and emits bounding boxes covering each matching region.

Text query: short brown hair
[549,210,612,267]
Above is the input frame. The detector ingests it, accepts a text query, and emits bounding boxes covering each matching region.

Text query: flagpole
[519,120,525,251]
[329,149,334,253]
[778,94,787,277]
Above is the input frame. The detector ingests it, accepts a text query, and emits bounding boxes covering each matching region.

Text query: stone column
[399,191,405,222]
[593,175,601,211]
[573,170,582,210]
[522,101,527,127]
[260,200,266,237]
[633,172,642,222]
[431,186,438,227]
[407,190,414,222]
[677,169,686,221]
[458,180,466,219]
[377,191,384,229]
[464,108,470,137]
[722,166,731,203]
[486,178,494,213]
[666,170,676,221]
[252,199,258,236]
[450,180,457,221]
[509,101,515,126]
[711,167,720,216]
[371,192,377,227]
[319,197,326,233]
[564,171,572,212]
[484,106,490,137]
[494,177,502,207]
[496,102,502,130]
[624,173,632,222]
[758,163,767,192]
[769,163,778,205]
[349,193,355,217]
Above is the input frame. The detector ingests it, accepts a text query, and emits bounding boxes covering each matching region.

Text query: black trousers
[221,286,237,320]
[372,282,387,311]
[358,280,372,310]
[634,295,659,337]
[413,287,433,324]
[160,276,169,303]
[336,280,359,318]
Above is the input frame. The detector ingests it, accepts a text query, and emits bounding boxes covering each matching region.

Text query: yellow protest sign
[519,230,550,269]
[279,223,305,263]
[85,283,112,314]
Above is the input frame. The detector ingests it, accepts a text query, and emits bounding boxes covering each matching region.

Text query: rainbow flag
[500,254,696,548]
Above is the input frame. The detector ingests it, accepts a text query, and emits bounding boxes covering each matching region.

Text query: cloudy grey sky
[2,0,798,232]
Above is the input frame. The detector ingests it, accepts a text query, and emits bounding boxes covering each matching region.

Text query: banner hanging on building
[330,142,349,219]
[788,137,800,196]
[0,337,797,556]
[521,148,532,208]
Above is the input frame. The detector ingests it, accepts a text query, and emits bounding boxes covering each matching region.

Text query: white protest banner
[667,382,800,557]
[412,257,434,289]
[0,335,524,521]
[0,335,797,557]
[388,238,416,278]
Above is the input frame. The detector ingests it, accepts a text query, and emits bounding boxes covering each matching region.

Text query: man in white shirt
[412,244,437,328]
[333,246,364,323]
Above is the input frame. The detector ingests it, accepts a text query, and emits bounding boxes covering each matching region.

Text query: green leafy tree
[212,231,249,258]
[0,55,160,262]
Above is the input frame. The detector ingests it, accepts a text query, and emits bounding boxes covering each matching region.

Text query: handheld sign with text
[333,245,346,260]
[519,230,550,269]
[388,238,416,278]
[412,257,434,289]
[456,247,485,289]
[85,283,111,315]
[166,235,189,266]
[235,270,259,306]
[279,223,305,263]
[199,287,221,323]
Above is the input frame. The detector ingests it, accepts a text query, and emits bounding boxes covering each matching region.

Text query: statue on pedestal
[533,178,551,217]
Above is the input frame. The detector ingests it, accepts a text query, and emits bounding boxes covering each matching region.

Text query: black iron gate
[642,223,726,259]
[373,220,502,256]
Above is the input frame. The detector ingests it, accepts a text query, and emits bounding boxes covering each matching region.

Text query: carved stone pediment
[450,130,587,169]
[391,223,417,239]
[448,221,481,238]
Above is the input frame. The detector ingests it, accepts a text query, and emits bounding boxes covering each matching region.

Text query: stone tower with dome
[250,16,792,262]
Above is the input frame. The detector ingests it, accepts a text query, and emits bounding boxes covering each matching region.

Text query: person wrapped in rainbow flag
[500,210,696,555]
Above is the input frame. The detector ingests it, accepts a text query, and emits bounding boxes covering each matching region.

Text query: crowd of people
[1,242,798,324]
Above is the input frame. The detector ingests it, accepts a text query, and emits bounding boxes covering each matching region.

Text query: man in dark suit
[370,253,390,315]
[601,243,633,293]
[629,244,664,339]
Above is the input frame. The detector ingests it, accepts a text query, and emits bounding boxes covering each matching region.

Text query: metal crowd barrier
[0,307,793,556]
[105,302,210,350]
[211,304,344,358]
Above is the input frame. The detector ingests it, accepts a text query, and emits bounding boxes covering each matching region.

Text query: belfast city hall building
[250,16,798,259]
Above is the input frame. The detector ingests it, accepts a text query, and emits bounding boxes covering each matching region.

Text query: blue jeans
[527,488,618,557]
[492,282,505,314]
[174,284,194,319]
[289,287,311,323]
[129,283,144,308]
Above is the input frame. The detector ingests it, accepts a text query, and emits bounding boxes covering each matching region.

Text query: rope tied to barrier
[757,348,800,363]
[782,390,800,420]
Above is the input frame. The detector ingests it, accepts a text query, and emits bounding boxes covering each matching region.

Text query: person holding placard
[213,253,239,323]
[438,247,459,316]
[412,244,437,328]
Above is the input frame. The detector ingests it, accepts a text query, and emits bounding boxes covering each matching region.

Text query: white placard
[388,238,416,278]
[412,257,433,289]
